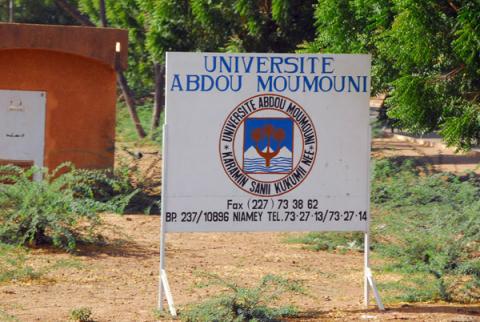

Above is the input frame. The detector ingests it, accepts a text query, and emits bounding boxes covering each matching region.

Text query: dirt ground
[1,136,479,322]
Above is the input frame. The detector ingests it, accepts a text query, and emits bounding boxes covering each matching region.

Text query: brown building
[0,23,128,179]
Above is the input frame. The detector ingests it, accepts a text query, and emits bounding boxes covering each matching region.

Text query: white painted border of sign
[157,122,384,316]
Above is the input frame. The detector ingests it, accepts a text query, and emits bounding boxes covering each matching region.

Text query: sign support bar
[158,125,177,316]
[364,232,384,310]
[364,124,384,311]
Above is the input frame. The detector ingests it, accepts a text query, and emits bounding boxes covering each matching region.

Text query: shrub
[69,307,93,322]
[373,160,480,302]
[0,164,137,252]
[288,159,480,302]
[182,273,302,322]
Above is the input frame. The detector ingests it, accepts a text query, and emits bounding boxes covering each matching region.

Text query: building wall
[0,49,116,170]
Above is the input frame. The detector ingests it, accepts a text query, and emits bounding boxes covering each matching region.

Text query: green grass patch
[0,243,40,283]
[0,309,18,322]
[286,232,363,253]
[0,242,85,284]
[181,273,303,322]
[116,100,164,146]
[377,274,441,303]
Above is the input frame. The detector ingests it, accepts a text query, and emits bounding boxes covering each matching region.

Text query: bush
[288,159,480,303]
[69,307,93,322]
[182,273,302,322]
[0,164,137,252]
[372,160,480,302]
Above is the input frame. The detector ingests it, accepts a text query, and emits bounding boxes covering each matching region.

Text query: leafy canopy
[303,0,480,150]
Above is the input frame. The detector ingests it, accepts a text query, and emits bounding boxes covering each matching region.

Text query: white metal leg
[158,124,177,316]
[161,269,177,316]
[364,232,370,308]
[364,233,385,310]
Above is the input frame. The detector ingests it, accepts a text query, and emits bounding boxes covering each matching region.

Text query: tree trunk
[151,62,165,132]
[8,0,13,22]
[99,0,108,27]
[55,0,147,139]
[117,68,147,138]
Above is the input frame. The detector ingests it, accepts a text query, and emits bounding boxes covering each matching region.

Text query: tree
[138,0,316,128]
[57,0,147,138]
[303,0,480,150]
[0,0,77,24]
[83,0,316,133]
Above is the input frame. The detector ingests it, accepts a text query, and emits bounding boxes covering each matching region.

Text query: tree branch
[53,0,95,26]
[99,0,108,27]
[151,62,165,132]
[447,0,459,13]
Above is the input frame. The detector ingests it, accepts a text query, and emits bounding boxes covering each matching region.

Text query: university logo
[219,94,317,197]
[243,118,293,174]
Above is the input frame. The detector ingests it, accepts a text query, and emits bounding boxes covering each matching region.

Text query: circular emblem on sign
[219,94,317,197]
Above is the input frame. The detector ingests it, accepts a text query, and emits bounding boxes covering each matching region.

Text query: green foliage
[305,0,480,150]
[75,0,316,100]
[386,75,442,134]
[69,307,94,322]
[182,273,302,322]
[0,0,78,25]
[290,159,480,302]
[78,0,153,97]
[0,164,137,252]
[372,159,480,302]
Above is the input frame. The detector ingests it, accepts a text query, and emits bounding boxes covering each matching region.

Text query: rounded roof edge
[0,23,128,71]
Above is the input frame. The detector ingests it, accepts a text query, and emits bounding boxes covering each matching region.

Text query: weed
[69,307,94,322]
[182,273,302,322]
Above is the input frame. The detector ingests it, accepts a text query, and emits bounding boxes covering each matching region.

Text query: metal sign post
[158,124,177,316]
[364,125,384,310]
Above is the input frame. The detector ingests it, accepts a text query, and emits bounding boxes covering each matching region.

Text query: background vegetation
[290,159,480,303]
[3,0,477,149]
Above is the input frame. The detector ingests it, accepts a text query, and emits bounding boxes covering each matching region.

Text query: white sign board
[163,52,371,232]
